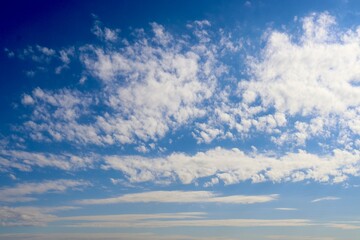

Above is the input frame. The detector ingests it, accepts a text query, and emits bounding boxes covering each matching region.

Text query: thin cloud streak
[311,197,340,203]
[76,191,278,205]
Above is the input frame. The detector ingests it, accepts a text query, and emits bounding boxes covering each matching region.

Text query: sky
[1,0,360,239]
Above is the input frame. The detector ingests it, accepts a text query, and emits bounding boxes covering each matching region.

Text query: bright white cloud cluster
[239,12,360,147]
[186,12,360,148]
[103,147,360,185]
[21,21,230,147]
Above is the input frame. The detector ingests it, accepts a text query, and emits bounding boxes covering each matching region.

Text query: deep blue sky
[1,1,360,239]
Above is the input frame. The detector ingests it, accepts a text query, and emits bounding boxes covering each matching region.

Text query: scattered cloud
[76,191,278,205]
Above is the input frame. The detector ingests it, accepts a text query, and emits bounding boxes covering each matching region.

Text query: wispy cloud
[0,233,240,240]
[0,149,96,172]
[0,179,90,203]
[65,217,313,229]
[266,235,336,240]
[325,222,360,230]
[76,191,278,205]
[275,208,298,211]
[311,196,340,203]
[0,206,79,227]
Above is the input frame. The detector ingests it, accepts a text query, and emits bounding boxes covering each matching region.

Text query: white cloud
[21,94,34,105]
[311,196,340,203]
[76,190,278,205]
[0,179,89,202]
[55,47,75,74]
[103,147,360,185]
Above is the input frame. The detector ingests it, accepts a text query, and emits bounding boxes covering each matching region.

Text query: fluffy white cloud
[103,147,360,185]
[76,191,278,205]
[0,179,89,202]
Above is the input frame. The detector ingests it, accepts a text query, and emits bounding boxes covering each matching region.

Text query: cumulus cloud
[76,191,278,205]
[0,179,90,202]
[102,147,360,185]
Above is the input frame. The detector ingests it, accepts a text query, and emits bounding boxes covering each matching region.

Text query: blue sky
[1,0,360,239]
